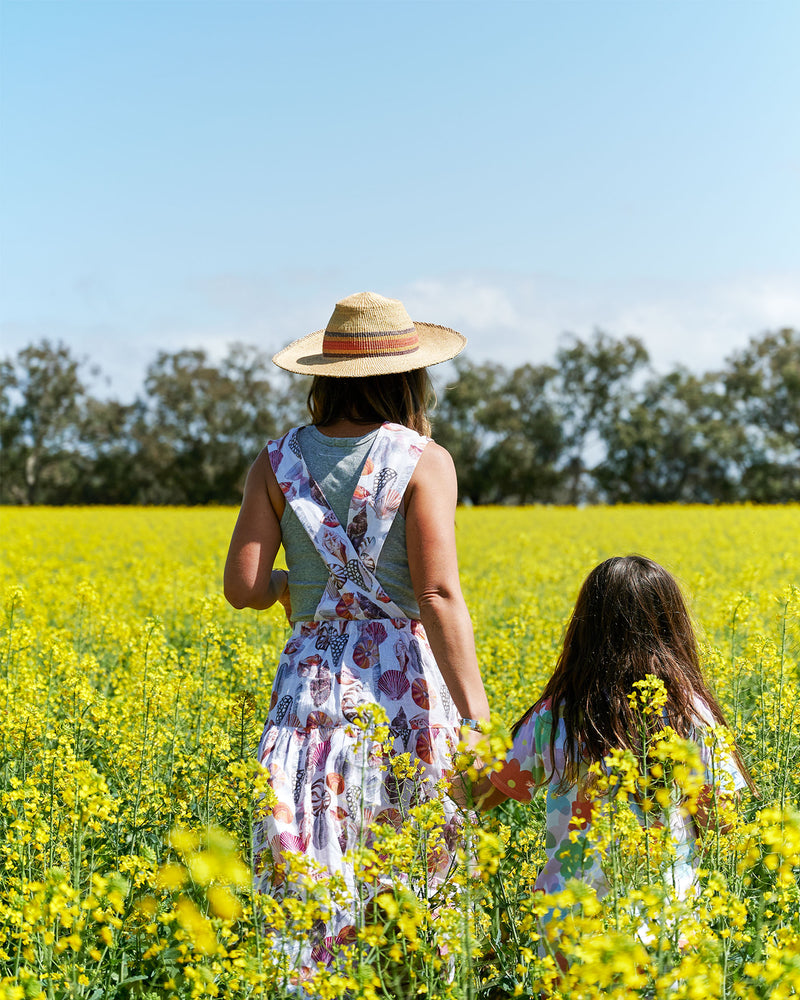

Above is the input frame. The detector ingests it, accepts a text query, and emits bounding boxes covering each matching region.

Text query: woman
[224,291,490,971]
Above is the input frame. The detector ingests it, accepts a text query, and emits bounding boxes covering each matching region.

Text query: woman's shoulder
[381,421,435,453]
[404,441,457,511]
[268,424,305,445]
[415,439,455,473]
[262,425,308,463]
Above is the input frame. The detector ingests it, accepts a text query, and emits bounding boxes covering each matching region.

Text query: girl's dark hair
[514,555,754,793]
[307,370,434,436]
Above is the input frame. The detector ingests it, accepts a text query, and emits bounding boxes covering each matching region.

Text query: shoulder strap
[345,422,429,570]
[267,427,409,621]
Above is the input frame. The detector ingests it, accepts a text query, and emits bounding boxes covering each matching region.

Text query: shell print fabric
[254,422,462,972]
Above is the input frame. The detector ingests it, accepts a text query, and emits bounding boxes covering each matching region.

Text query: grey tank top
[280,425,420,620]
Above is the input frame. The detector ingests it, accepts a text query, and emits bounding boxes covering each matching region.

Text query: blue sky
[2,0,799,398]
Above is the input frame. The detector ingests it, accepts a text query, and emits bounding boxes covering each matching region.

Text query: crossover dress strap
[267,423,429,622]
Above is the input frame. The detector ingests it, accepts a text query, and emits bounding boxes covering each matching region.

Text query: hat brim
[272,322,466,377]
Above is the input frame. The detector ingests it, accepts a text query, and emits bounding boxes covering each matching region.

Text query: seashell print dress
[253,422,462,970]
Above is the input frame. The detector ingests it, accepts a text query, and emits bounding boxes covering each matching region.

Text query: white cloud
[398,271,800,372]
[404,277,521,332]
[3,270,797,401]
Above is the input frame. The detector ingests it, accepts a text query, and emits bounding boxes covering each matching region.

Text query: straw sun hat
[272,291,466,377]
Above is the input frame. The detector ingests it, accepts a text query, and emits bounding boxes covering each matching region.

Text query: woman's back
[281,424,419,620]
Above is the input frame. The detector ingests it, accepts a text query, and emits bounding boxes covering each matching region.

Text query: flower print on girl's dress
[492,757,536,800]
[570,786,595,830]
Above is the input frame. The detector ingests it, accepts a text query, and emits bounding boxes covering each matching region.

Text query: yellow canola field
[0,505,798,1000]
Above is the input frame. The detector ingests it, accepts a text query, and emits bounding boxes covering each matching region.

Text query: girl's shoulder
[689,695,715,725]
[531,697,558,722]
[514,698,557,741]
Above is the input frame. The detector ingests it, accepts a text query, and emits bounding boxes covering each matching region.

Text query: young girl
[474,555,753,906]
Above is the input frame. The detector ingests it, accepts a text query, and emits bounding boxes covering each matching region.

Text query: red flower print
[570,788,595,830]
[492,759,535,801]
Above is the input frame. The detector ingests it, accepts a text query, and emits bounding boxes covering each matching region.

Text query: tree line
[1,328,798,506]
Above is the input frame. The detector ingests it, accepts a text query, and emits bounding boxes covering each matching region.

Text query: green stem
[129,697,150,855]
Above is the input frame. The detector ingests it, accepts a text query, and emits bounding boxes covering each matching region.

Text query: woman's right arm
[471,774,510,810]
[692,785,741,837]
[405,441,490,725]
[224,448,289,612]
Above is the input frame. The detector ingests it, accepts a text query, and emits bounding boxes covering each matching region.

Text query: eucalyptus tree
[723,328,800,502]
[555,331,650,504]
[595,368,748,503]
[0,340,88,504]
[140,343,279,504]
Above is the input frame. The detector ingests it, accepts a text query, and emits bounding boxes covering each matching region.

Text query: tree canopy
[1,329,798,505]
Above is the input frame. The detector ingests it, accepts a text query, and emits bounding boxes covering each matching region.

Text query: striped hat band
[321,327,419,358]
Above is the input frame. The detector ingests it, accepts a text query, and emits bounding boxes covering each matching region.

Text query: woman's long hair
[307,370,434,436]
[514,555,754,792]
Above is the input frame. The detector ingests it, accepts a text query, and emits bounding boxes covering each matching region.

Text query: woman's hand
[693,785,739,835]
[450,768,509,811]
[275,569,292,623]
[471,774,509,810]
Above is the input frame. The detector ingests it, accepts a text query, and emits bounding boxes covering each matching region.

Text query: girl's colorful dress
[253,422,462,968]
[490,697,747,901]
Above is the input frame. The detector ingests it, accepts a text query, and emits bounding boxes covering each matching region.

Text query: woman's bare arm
[405,442,490,724]
[693,785,739,835]
[471,775,510,810]
[223,449,289,612]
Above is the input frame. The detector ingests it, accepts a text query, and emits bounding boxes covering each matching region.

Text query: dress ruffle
[254,619,462,968]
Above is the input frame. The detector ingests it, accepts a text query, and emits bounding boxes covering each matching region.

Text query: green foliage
[2,328,799,505]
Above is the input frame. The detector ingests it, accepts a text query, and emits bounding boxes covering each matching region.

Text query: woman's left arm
[470,774,510,810]
[224,448,288,611]
[693,785,740,836]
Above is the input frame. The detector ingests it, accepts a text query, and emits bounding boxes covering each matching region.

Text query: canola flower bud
[628,675,669,715]
[207,885,242,921]
[157,863,188,892]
